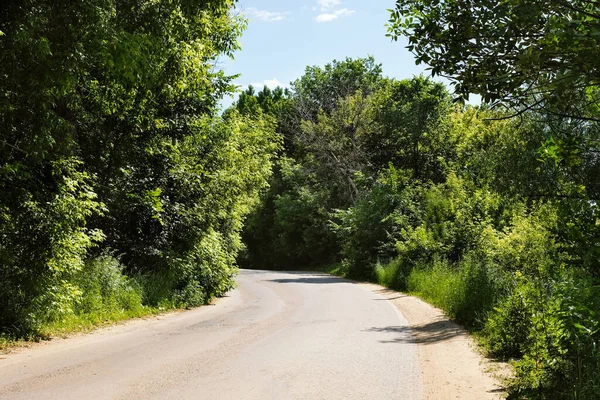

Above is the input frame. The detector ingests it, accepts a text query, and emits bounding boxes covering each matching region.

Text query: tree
[291,56,383,121]
[298,91,375,204]
[0,0,261,332]
[367,77,452,180]
[387,0,600,120]
[236,57,385,270]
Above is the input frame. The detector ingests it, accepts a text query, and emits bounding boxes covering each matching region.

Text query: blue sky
[220,0,449,106]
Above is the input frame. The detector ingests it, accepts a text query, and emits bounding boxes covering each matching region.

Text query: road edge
[358,282,511,400]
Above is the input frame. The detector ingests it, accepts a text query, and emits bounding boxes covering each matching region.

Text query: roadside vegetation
[2,1,599,399]
[237,55,600,398]
[0,0,279,345]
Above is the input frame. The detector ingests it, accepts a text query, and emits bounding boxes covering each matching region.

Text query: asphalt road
[0,270,422,399]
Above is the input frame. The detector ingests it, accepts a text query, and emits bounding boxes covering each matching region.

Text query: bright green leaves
[159,112,279,301]
[0,0,251,333]
[144,188,165,225]
[539,137,583,168]
[388,0,600,120]
[0,158,105,327]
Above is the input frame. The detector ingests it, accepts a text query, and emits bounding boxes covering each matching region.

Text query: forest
[1,1,600,399]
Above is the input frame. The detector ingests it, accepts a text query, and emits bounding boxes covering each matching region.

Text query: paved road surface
[0,270,421,399]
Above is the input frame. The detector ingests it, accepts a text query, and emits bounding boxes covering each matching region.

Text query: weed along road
[0,270,422,399]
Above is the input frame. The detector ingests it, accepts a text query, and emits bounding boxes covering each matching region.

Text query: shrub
[483,275,536,359]
[134,271,175,309]
[487,272,600,399]
[333,167,410,279]
[406,255,503,328]
[75,255,143,317]
[375,257,414,290]
[0,160,104,333]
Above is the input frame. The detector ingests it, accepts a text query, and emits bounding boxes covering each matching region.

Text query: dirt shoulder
[360,282,511,400]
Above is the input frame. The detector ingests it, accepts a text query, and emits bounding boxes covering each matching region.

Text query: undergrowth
[0,255,183,351]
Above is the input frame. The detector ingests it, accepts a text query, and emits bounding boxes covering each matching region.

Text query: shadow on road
[267,277,348,284]
[366,321,466,345]
[373,296,405,301]
[254,270,355,285]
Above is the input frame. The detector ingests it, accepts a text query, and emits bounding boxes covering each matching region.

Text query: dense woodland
[1,1,600,399]
[0,0,278,334]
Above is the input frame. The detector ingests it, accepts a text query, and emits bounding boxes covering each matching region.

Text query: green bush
[333,168,410,279]
[75,255,143,317]
[171,228,239,307]
[486,273,600,399]
[28,254,149,337]
[479,209,600,399]
[374,257,413,290]
[405,255,503,328]
[0,160,104,333]
[483,275,534,359]
[133,270,176,309]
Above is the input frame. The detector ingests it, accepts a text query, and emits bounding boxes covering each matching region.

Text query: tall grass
[381,255,504,329]
[0,255,177,349]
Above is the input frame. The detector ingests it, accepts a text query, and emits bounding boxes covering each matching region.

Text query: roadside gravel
[359,282,511,400]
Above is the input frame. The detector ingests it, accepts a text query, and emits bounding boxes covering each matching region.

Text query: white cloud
[315,8,355,22]
[245,7,289,22]
[317,0,341,11]
[314,0,354,22]
[249,78,287,89]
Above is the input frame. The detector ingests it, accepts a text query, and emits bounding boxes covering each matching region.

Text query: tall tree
[291,56,383,121]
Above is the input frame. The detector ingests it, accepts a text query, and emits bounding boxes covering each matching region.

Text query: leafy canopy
[387,0,600,119]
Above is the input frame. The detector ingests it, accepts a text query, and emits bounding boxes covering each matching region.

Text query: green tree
[291,56,383,121]
[237,57,385,270]
[387,0,600,120]
[367,77,452,180]
[0,0,260,332]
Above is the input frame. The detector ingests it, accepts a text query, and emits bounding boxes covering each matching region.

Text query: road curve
[0,270,421,399]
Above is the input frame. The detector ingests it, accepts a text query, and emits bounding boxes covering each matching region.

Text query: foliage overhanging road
[0,270,421,400]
